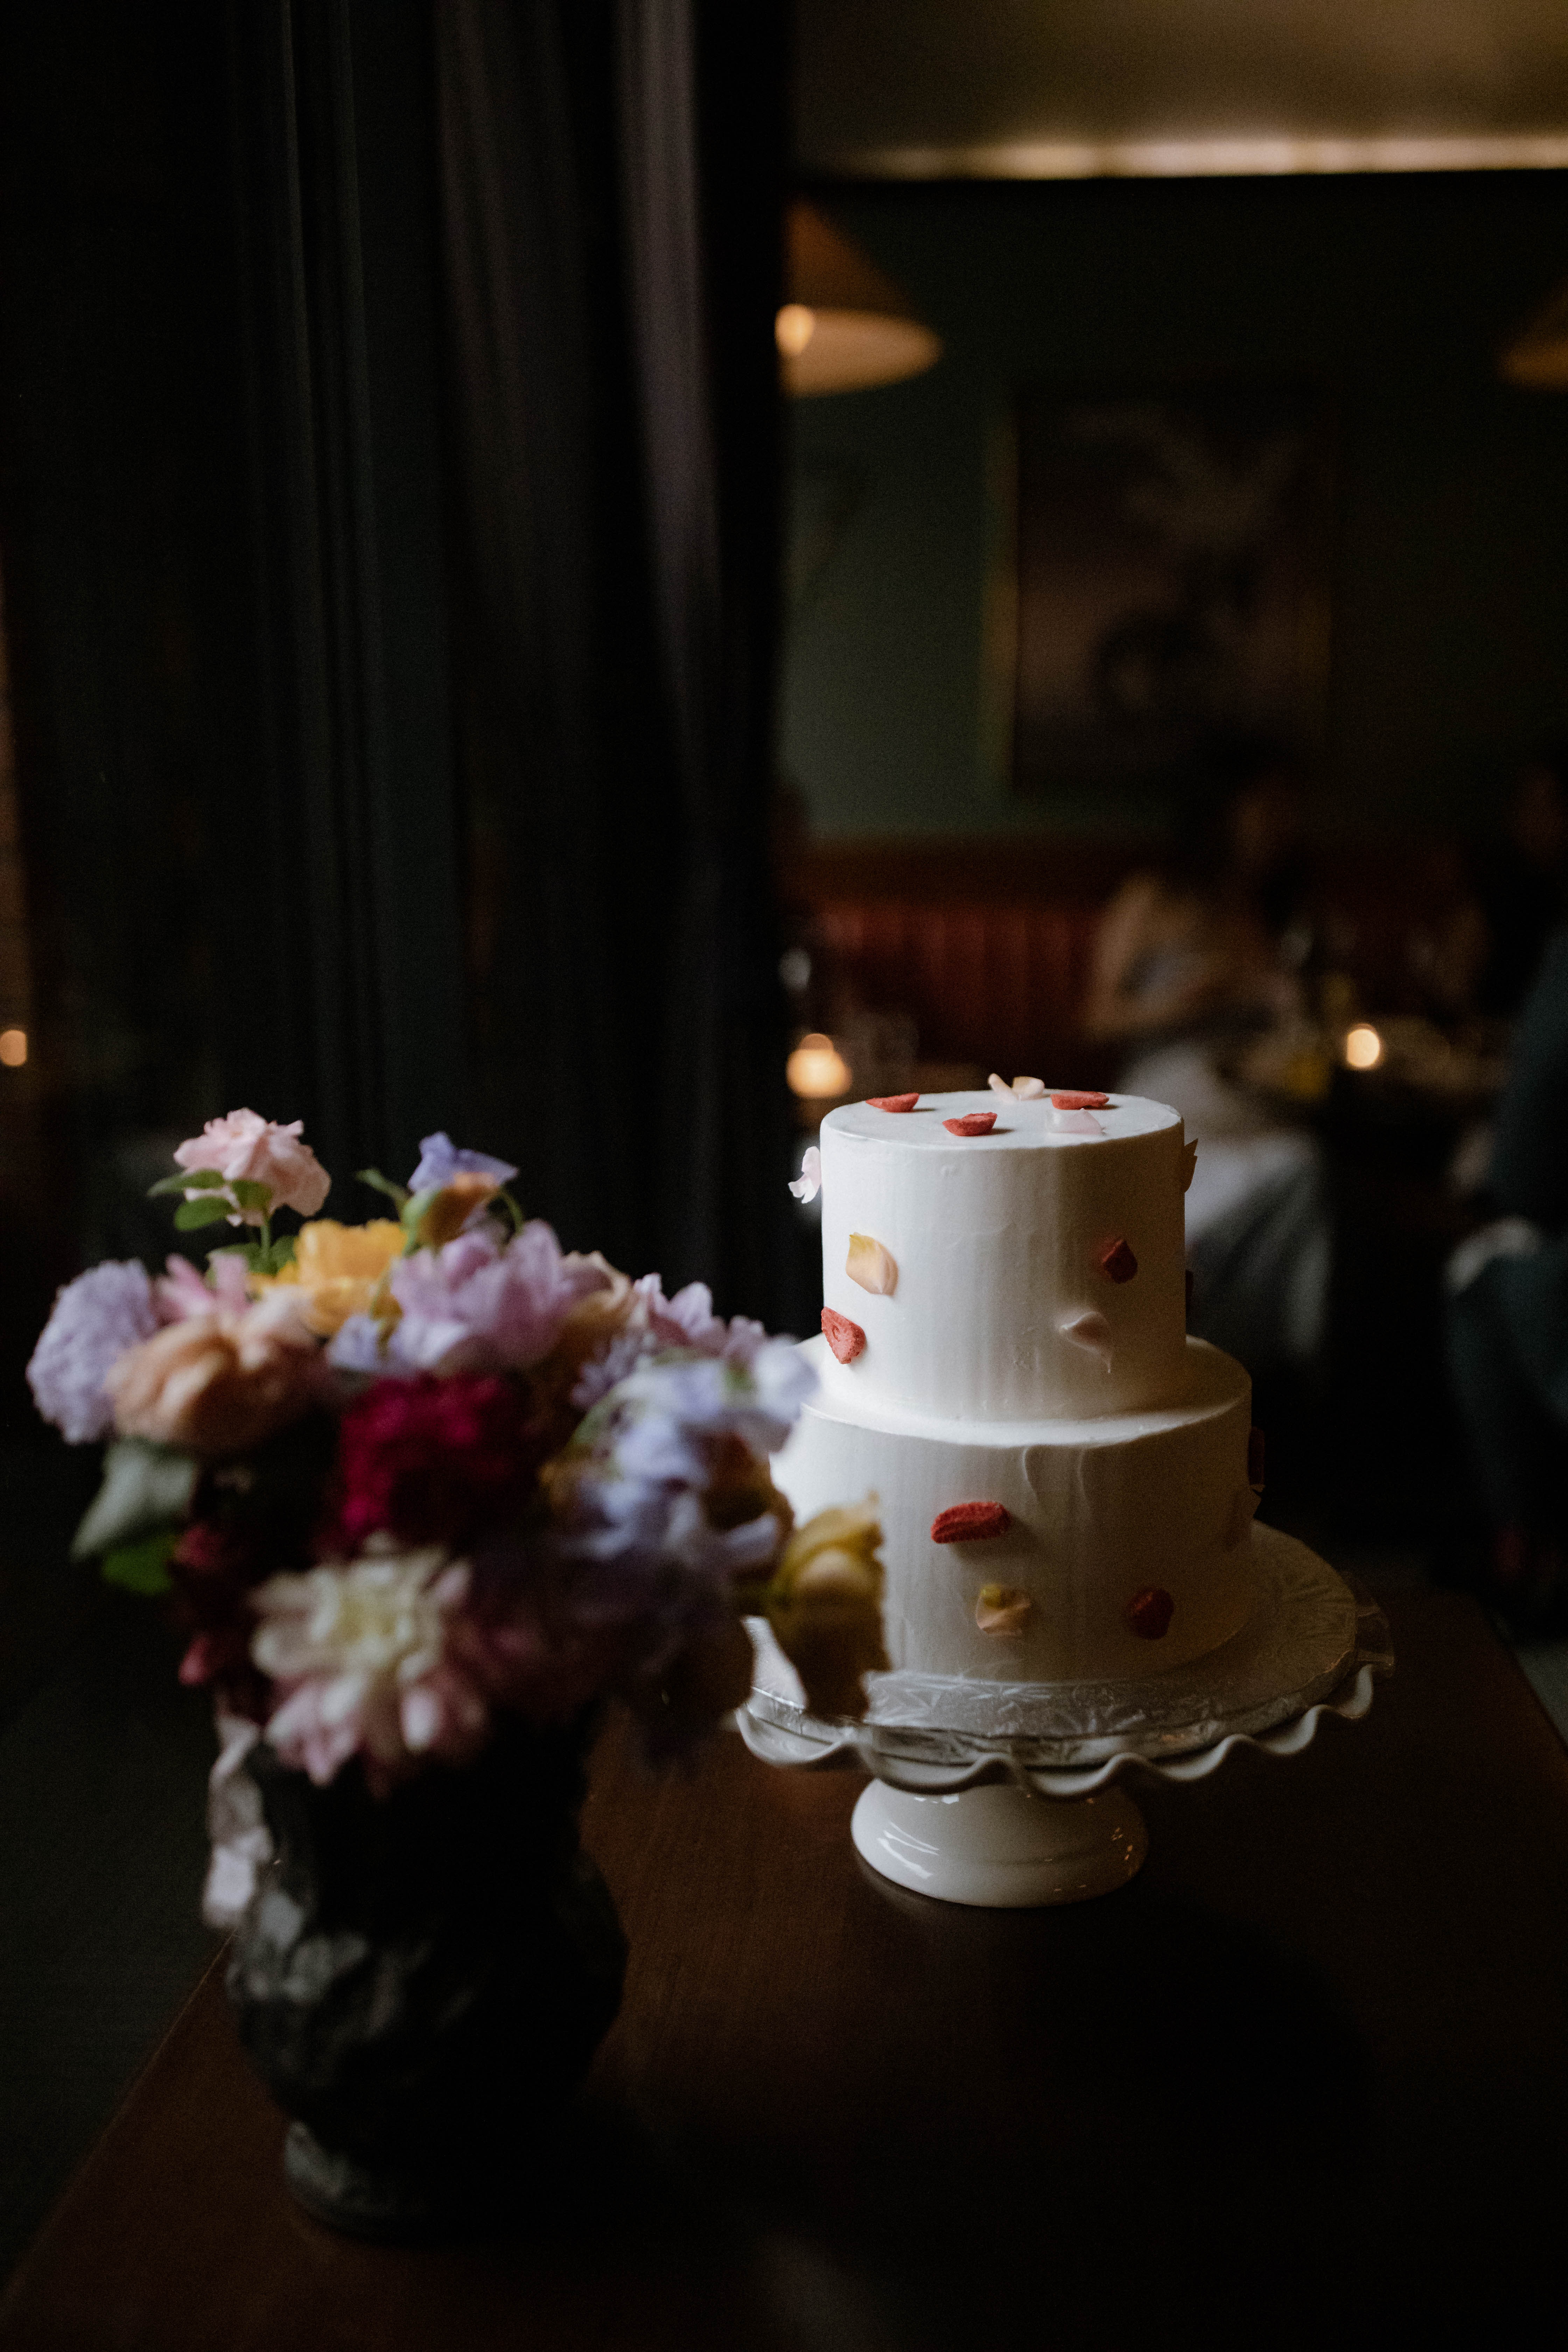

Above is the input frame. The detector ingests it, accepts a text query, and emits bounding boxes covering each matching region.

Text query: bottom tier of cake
[775,1335,1259,1684]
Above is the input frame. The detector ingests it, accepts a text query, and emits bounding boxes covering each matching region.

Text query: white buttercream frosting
[775,1090,1260,1689]
[818,1090,1188,1422]
[776,1334,1255,1683]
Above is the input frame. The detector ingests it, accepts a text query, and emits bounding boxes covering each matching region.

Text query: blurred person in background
[1446,920,1568,1629]
[1471,748,1568,1021]
[1084,734,1329,1381]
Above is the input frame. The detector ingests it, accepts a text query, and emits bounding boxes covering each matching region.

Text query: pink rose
[106,1295,328,1454]
[173,1110,330,1225]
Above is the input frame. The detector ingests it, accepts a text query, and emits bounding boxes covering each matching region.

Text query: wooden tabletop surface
[4,1590,1566,2350]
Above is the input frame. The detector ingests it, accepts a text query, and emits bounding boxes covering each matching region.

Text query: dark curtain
[436,0,792,1321]
[0,0,791,1447]
[0,1,468,1245]
[226,0,470,1189]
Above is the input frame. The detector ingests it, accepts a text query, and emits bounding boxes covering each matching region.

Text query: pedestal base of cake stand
[740,1532,1394,1910]
[851,1776,1147,1907]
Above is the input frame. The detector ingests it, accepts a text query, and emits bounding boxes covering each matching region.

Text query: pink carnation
[156,1253,252,1320]
[174,1110,330,1224]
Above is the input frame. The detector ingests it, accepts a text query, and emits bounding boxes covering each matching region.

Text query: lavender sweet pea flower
[569,1324,654,1410]
[559,1343,817,1572]
[390,1220,610,1375]
[27,1261,161,1442]
[569,1272,780,1409]
[646,1279,728,1353]
[326,1312,415,1377]
[405,1132,519,1195]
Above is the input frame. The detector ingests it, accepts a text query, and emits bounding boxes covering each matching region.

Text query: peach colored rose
[106,1295,328,1455]
[174,1111,330,1224]
[250,1218,404,1337]
[764,1497,888,1721]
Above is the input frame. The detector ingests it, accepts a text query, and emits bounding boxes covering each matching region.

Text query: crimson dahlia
[326,1372,543,1554]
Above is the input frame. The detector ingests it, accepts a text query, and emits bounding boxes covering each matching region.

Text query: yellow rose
[251,1218,404,1337]
[764,1497,888,1721]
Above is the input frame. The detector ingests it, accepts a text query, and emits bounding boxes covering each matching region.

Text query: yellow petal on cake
[1060,1308,1112,1367]
[846,1233,898,1296]
[988,1072,1016,1099]
[1011,1076,1046,1099]
[1182,1136,1199,1192]
[975,1582,1032,1634]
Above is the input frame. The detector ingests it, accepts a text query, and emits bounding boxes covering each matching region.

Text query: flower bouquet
[29,1111,886,2235]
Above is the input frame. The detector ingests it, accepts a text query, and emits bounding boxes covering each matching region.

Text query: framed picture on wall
[1010,380,1335,807]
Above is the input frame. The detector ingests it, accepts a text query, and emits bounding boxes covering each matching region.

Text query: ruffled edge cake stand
[740,1524,1393,1907]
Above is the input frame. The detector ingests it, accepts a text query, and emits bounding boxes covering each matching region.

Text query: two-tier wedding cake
[775,1088,1262,1690]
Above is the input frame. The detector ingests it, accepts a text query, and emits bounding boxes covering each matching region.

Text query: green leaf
[72,1438,199,1560]
[260,1234,297,1274]
[401,1188,441,1251]
[174,1196,234,1231]
[229,1178,273,1212]
[148,1167,227,1197]
[101,1530,176,1597]
[357,1166,410,1211]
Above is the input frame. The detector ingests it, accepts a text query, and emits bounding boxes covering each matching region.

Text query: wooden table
[4,1592,1567,2350]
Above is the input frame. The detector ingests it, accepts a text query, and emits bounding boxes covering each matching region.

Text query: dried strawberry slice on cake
[930,1501,1011,1543]
[820,1308,867,1364]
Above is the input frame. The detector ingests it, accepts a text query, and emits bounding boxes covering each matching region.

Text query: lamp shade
[777,200,942,396]
[1502,279,1568,388]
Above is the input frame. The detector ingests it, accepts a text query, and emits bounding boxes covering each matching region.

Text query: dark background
[782,173,1568,838]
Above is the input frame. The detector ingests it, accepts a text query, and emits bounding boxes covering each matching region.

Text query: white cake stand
[739,1525,1393,1908]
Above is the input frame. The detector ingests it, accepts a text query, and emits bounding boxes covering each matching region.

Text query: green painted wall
[782,174,1568,838]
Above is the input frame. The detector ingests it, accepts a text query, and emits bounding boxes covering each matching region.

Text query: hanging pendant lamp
[776,200,942,396]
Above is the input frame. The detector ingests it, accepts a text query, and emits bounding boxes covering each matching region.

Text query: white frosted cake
[775,1089,1262,1687]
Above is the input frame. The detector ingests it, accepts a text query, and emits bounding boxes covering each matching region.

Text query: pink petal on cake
[867,1092,919,1112]
[1048,1107,1103,1136]
[1125,1586,1175,1640]
[944,1111,998,1137]
[1182,1137,1199,1192]
[1050,1090,1109,1109]
[788,1146,822,1203]
[931,1500,1011,1544]
[1011,1076,1046,1098]
[821,1308,866,1364]
[975,1583,1032,1635]
[846,1232,898,1296]
[1060,1308,1112,1366]
[1099,1236,1138,1284]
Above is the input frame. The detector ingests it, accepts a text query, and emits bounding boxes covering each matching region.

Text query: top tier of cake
[817,1090,1190,1424]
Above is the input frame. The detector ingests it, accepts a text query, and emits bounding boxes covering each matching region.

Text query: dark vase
[226,1717,627,2240]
